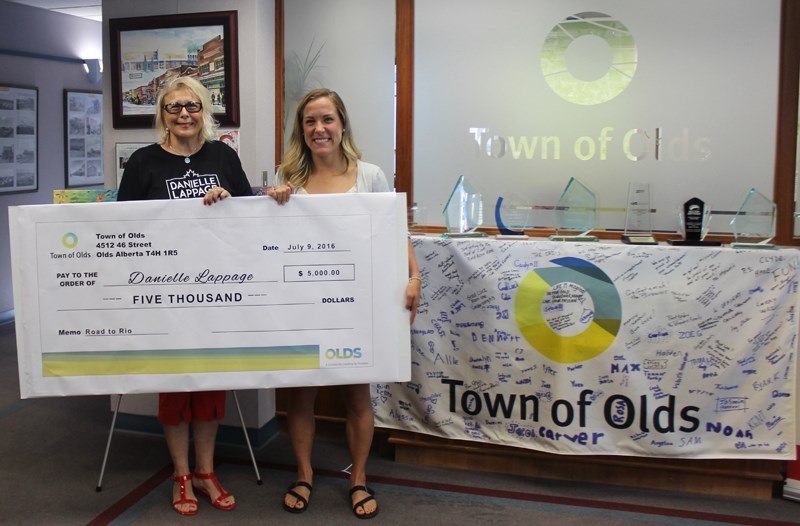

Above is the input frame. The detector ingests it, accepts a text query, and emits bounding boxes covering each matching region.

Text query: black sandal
[349,485,378,520]
[282,481,312,514]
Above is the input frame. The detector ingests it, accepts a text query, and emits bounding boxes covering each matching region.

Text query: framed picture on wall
[109,10,240,129]
[114,142,150,186]
[64,89,104,188]
[0,84,38,194]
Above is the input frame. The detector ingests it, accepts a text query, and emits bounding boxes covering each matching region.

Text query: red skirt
[157,391,226,425]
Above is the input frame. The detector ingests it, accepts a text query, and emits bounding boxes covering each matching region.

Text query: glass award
[549,177,598,241]
[407,202,428,234]
[442,175,486,238]
[494,196,531,238]
[729,188,777,250]
[622,182,657,245]
[667,197,721,246]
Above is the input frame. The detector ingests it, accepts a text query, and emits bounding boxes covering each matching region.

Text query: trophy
[667,197,721,246]
[442,175,486,238]
[407,202,428,234]
[621,182,657,245]
[549,177,599,242]
[494,196,532,237]
[729,188,777,250]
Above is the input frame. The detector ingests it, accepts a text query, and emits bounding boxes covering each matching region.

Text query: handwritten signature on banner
[373,237,799,459]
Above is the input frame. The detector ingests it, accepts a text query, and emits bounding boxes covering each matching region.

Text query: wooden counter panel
[389,430,783,500]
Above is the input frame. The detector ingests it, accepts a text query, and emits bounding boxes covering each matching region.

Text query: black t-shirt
[117,141,252,201]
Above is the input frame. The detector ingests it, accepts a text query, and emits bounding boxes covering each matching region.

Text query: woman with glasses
[118,76,250,203]
[117,76,249,516]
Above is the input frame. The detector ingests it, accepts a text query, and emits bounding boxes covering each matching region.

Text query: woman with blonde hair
[269,88,421,519]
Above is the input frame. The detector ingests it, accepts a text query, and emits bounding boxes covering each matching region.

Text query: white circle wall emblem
[541,12,637,105]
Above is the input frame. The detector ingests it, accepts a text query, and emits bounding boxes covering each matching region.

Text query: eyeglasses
[163,101,202,114]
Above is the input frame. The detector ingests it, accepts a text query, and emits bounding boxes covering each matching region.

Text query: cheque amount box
[284,264,356,282]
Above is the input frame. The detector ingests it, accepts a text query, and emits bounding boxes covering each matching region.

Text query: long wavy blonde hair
[154,76,218,144]
[279,88,361,188]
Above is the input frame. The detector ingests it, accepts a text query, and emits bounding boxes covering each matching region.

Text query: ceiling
[5,0,102,21]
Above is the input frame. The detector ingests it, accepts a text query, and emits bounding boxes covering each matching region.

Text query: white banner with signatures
[374,236,798,459]
[10,193,410,398]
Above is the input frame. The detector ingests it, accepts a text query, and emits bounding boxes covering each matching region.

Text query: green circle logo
[514,257,621,363]
[541,12,637,105]
[62,232,78,249]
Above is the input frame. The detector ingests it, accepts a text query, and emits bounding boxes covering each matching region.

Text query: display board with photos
[0,84,38,194]
[64,90,103,188]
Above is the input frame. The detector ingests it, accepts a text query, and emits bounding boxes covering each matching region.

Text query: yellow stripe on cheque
[42,346,320,376]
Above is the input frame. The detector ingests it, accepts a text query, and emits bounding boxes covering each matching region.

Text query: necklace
[167,141,201,164]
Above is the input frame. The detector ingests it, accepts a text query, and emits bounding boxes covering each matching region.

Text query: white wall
[283,0,395,185]
[0,0,103,317]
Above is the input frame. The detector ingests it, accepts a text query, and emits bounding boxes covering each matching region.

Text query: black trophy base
[667,238,722,247]
[621,234,658,245]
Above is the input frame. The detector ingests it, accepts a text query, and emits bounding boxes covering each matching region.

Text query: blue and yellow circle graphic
[515,257,621,363]
[62,232,78,249]
[541,12,637,105]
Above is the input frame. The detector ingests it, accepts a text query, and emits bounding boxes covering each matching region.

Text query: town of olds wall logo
[541,12,637,105]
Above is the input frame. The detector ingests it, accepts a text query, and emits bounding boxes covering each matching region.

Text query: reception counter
[369,236,799,498]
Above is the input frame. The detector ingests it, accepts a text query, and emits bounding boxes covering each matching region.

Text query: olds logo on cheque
[326,347,363,360]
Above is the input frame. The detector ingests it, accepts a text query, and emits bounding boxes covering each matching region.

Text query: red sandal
[172,473,198,516]
[192,471,236,511]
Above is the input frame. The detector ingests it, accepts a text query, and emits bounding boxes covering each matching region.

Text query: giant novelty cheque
[10,193,410,398]
[373,237,799,459]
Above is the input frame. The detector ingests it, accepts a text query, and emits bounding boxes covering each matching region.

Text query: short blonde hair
[154,76,218,144]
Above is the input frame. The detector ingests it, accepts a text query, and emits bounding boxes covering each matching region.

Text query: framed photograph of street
[109,10,240,129]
